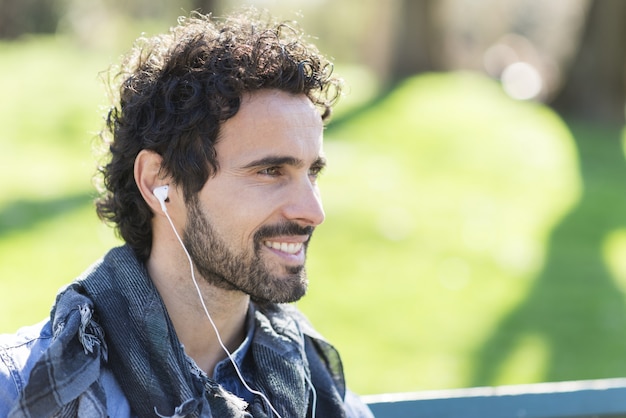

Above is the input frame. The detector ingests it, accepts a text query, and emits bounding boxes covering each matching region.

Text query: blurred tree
[190,0,220,14]
[551,0,626,125]
[0,0,60,38]
[388,0,440,85]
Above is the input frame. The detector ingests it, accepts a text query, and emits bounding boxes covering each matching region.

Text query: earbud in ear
[153,185,169,213]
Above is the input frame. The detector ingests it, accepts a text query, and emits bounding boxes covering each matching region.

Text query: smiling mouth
[263,241,304,254]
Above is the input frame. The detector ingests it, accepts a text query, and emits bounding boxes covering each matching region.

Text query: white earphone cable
[162,208,284,418]
[304,369,317,416]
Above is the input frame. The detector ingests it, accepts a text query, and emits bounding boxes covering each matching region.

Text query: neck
[147,243,250,376]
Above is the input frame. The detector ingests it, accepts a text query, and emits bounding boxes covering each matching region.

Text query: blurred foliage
[5,0,621,126]
[0,0,60,38]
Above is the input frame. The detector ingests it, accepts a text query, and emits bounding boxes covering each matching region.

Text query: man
[0,10,373,418]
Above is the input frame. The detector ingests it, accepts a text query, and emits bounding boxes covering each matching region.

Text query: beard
[182,197,313,304]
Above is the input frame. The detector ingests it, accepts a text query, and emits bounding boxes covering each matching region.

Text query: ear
[134,150,171,215]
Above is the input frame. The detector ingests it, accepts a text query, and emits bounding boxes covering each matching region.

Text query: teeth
[264,241,303,254]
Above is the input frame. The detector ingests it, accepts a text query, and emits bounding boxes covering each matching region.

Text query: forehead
[216,90,324,164]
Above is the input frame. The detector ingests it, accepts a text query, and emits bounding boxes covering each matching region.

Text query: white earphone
[153,185,169,213]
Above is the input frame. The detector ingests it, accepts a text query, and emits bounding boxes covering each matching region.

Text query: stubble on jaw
[183,197,313,304]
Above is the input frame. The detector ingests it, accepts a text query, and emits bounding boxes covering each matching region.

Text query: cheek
[201,181,285,244]
[206,198,270,248]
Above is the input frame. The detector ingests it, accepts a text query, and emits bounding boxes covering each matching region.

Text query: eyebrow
[242,155,327,170]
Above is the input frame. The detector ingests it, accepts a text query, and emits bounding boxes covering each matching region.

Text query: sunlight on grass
[602,229,626,294]
[0,204,120,333]
[490,334,550,385]
[0,36,110,201]
[301,72,580,394]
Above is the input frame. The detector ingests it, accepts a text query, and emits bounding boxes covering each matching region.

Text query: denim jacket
[0,247,373,418]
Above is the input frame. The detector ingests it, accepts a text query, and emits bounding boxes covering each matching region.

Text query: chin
[252,275,308,305]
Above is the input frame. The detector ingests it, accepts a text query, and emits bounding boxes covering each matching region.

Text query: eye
[309,164,325,179]
[259,166,282,177]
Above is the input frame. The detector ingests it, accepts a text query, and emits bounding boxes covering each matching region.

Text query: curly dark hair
[95,10,342,261]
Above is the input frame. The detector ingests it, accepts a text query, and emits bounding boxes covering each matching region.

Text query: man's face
[183,90,326,304]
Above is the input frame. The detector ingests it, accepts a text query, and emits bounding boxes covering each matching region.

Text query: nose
[283,179,325,227]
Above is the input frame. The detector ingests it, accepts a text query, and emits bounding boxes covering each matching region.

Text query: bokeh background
[2,0,626,397]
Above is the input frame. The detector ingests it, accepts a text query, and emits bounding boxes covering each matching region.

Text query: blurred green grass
[3,36,626,397]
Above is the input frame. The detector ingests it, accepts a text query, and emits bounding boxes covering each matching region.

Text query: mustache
[254,222,315,242]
